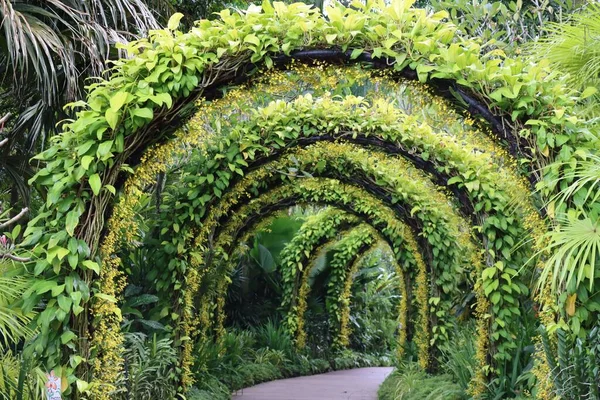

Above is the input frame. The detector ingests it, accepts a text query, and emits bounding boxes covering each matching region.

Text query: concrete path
[232,367,394,400]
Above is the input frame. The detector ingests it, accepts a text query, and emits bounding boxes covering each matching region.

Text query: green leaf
[109,92,128,112]
[262,0,274,13]
[76,380,89,393]
[89,174,101,195]
[58,295,72,312]
[132,107,154,120]
[81,155,94,170]
[350,48,363,59]
[61,331,77,344]
[581,86,597,99]
[33,280,57,294]
[168,13,184,30]
[104,185,116,195]
[82,260,100,274]
[491,292,501,305]
[244,34,260,46]
[447,176,462,185]
[66,209,81,236]
[77,141,95,156]
[97,141,114,158]
[105,109,119,130]
[150,93,172,108]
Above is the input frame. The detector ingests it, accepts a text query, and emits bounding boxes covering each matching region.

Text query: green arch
[190,141,475,321]
[218,211,407,356]
[97,92,538,392]
[19,1,585,396]
[331,242,408,358]
[147,94,539,372]
[231,212,409,359]
[199,177,430,368]
[322,224,378,350]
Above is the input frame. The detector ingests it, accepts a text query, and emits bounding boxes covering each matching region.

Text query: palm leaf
[537,212,600,293]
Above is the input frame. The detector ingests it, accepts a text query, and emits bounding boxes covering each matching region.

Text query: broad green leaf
[89,174,101,195]
[105,109,119,130]
[109,92,128,112]
[66,209,81,236]
[82,260,100,274]
[168,13,184,30]
[81,155,94,170]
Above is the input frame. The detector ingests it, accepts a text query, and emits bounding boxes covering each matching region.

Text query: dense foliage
[1,0,600,399]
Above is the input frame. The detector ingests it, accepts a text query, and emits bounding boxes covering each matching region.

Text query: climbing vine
[325,225,377,350]
[18,0,590,395]
[89,91,542,390]
[154,94,543,373]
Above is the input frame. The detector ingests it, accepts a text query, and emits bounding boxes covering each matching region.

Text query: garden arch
[21,1,587,398]
[129,93,542,384]
[193,179,430,363]
[218,210,409,358]
[202,191,425,354]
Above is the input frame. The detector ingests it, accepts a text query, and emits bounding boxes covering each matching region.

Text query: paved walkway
[231,367,393,400]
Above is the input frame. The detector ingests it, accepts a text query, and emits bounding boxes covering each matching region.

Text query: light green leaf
[168,13,184,30]
[82,260,100,274]
[109,92,128,112]
[132,107,154,119]
[581,86,597,99]
[105,109,119,130]
[61,331,77,344]
[89,174,101,195]
[81,155,94,170]
[244,34,260,46]
[66,209,81,236]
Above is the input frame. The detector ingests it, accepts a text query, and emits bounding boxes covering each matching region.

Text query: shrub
[378,363,466,400]
[115,333,179,400]
[540,326,600,399]
[252,320,294,356]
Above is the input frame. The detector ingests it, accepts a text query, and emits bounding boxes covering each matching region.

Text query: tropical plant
[0,209,45,400]
[15,0,595,395]
[172,0,252,25]
[0,268,35,351]
[115,332,179,400]
[540,326,600,399]
[378,363,466,400]
[437,324,478,392]
[0,351,47,400]
[527,3,600,113]
[538,210,600,295]
[348,252,399,355]
[252,320,294,355]
[428,0,577,53]
[0,207,34,348]
[0,0,172,210]
[225,214,305,327]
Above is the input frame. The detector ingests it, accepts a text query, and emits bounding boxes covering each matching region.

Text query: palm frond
[0,273,36,349]
[0,0,173,158]
[537,211,600,293]
[529,4,600,90]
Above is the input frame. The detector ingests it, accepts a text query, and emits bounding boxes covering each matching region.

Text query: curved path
[232,367,393,400]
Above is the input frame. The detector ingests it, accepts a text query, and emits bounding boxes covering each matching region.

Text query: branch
[0,254,32,263]
[0,207,29,229]
[0,112,11,127]
[0,112,12,147]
